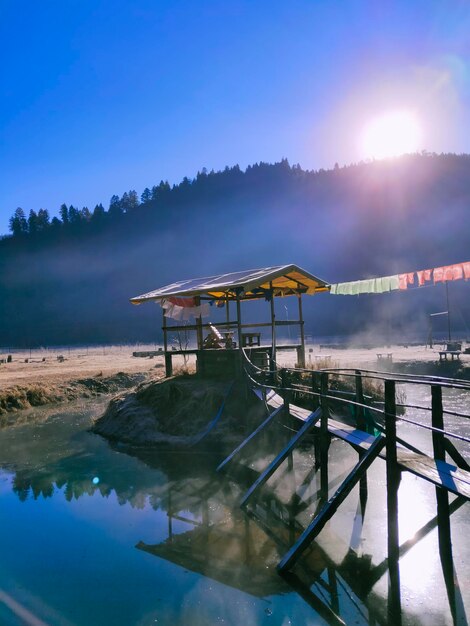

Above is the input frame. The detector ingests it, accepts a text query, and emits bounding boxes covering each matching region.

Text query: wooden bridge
[217,351,470,625]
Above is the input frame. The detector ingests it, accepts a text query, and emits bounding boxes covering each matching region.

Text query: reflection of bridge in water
[239,356,470,625]
[139,356,470,625]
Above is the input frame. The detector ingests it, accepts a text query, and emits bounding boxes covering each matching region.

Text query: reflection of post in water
[168,488,173,542]
[281,570,346,626]
[431,385,468,626]
[384,380,402,626]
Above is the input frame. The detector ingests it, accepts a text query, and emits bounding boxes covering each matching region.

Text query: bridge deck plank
[258,388,470,501]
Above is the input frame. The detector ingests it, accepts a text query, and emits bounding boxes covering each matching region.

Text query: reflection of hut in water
[137,521,289,597]
[136,476,289,597]
[136,467,459,626]
[130,265,329,378]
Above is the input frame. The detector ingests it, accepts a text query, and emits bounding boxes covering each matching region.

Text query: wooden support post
[443,438,470,471]
[280,571,346,626]
[312,372,321,469]
[240,408,321,508]
[216,406,283,473]
[281,369,290,416]
[431,384,455,619]
[384,379,401,625]
[355,370,366,430]
[431,385,446,464]
[320,372,330,502]
[195,296,203,351]
[270,282,276,364]
[236,293,243,375]
[297,293,306,368]
[162,310,172,377]
[355,370,368,506]
[277,435,385,572]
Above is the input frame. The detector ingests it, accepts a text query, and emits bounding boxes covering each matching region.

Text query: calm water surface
[0,389,468,626]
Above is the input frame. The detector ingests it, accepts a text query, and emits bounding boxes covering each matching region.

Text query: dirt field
[0,344,171,387]
[1,342,468,388]
[0,342,468,418]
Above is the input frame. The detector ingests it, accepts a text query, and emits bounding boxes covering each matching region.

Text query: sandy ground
[1,342,468,388]
[0,344,167,387]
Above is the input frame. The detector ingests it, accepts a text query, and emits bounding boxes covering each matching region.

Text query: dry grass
[0,371,150,420]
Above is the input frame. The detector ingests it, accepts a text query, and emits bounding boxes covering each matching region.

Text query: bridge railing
[241,348,470,462]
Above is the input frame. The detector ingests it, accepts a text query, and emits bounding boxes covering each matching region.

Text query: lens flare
[359,110,422,159]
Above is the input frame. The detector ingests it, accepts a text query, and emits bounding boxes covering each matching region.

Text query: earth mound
[91,376,264,448]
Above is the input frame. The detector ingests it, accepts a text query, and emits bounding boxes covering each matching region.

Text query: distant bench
[377,352,393,363]
[133,350,164,358]
[439,350,461,362]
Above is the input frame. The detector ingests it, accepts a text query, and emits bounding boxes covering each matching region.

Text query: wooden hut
[130,264,329,378]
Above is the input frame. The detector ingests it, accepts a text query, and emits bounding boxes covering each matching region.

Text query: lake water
[0,388,468,625]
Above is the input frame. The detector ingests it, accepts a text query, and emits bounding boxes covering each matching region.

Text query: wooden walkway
[256,388,470,500]
[217,357,470,625]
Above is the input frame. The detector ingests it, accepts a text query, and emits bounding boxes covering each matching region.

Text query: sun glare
[359,110,422,160]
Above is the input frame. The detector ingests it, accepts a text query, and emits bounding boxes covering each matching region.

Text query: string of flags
[330,261,470,296]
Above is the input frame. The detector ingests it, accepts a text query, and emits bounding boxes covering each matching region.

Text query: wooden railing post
[431,385,446,463]
[162,311,173,377]
[281,368,290,417]
[355,370,366,430]
[431,384,454,612]
[312,372,321,469]
[355,370,368,505]
[319,372,330,501]
[384,379,401,625]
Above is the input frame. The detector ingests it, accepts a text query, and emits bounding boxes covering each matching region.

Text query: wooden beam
[236,294,242,358]
[277,435,386,572]
[431,384,454,614]
[165,320,303,333]
[319,373,331,502]
[162,309,172,377]
[279,571,346,626]
[385,379,401,625]
[297,293,306,367]
[195,296,203,351]
[240,408,322,508]
[270,282,276,363]
[216,406,283,473]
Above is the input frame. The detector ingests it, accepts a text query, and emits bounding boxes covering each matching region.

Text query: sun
[359,110,422,160]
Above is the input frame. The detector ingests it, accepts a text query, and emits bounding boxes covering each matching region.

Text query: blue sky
[1,0,469,233]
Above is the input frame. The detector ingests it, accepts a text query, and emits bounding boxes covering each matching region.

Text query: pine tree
[120,192,130,213]
[68,205,81,224]
[109,195,123,218]
[28,209,39,235]
[37,209,50,231]
[92,203,106,221]
[127,190,139,210]
[8,207,28,236]
[59,203,69,224]
[80,207,91,222]
[140,187,152,204]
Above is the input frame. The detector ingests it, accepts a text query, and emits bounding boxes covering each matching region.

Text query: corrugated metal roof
[130,264,329,304]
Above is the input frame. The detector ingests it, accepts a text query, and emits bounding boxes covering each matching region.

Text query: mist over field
[1,153,469,347]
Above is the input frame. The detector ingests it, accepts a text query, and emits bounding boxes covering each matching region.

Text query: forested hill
[1,153,469,347]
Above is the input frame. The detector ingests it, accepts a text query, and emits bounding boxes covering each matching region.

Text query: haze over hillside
[1,153,469,347]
